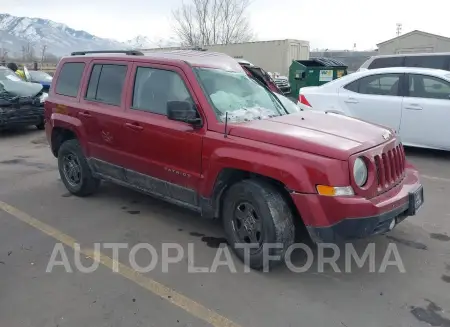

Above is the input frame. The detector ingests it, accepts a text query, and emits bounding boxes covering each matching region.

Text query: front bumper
[291,168,424,243]
[0,105,44,129]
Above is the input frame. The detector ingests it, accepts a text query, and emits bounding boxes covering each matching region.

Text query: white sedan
[298,67,450,151]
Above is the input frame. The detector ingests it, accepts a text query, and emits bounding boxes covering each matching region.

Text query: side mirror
[167,101,202,127]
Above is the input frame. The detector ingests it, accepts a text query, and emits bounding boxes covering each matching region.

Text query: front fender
[200,143,349,198]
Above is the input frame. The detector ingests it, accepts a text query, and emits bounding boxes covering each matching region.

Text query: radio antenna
[224,112,229,138]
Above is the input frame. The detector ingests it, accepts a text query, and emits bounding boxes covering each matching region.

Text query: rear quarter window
[55,62,85,97]
[368,57,405,69]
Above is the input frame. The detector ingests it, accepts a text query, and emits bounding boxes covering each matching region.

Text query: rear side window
[55,62,85,97]
[405,55,449,70]
[85,64,127,106]
[408,74,450,100]
[368,57,404,69]
[344,80,359,92]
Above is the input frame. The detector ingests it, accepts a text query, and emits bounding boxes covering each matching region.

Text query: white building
[377,30,450,55]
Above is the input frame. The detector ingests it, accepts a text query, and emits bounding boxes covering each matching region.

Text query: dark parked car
[0,66,46,130]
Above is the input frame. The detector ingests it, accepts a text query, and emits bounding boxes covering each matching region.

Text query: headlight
[40,92,48,103]
[353,157,368,187]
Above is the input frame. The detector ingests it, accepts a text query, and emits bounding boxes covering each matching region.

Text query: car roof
[370,52,450,59]
[68,50,244,72]
[357,67,450,77]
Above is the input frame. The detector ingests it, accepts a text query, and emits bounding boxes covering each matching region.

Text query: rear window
[85,64,127,106]
[55,62,85,97]
[405,55,450,70]
[368,57,404,69]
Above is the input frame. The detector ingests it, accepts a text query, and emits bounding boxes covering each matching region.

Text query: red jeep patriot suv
[45,50,424,269]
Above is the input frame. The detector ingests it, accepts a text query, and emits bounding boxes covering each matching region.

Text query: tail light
[299,94,312,107]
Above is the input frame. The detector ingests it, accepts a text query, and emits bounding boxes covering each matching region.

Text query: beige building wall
[140,39,310,76]
[206,40,310,76]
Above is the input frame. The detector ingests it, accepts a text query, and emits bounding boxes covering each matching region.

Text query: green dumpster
[289,57,348,97]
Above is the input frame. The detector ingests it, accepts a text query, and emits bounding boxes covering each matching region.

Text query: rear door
[120,63,204,200]
[399,74,450,149]
[78,60,132,170]
[338,73,404,132]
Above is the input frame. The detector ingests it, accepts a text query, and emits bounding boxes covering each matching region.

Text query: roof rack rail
[71,50,144,56]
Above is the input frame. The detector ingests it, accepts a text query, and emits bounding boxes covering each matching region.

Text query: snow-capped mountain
[0,13,179,58]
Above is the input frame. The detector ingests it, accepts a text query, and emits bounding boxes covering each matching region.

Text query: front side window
[132,67,193,115]
[55,62,85,97]
[357,74,401,96]
[195,67,285,122]
[408,74,450,100]
[85,64,127,106]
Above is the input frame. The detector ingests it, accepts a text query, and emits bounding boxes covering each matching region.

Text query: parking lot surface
[1,129,450,327]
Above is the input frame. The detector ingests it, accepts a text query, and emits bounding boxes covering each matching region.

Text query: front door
[399,73,450,150]
[339,73,403,133]
[120,63,204,206]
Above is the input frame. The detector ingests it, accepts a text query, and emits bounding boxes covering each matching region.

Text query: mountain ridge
[0,13,179,58]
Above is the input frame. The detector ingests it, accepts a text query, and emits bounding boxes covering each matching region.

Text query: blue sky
[3,0,450,50]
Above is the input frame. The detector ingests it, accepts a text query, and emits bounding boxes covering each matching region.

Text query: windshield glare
[195,67,285,123]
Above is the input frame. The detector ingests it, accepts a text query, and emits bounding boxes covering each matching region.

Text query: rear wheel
[222,179,295,271]
[58,139,100,196]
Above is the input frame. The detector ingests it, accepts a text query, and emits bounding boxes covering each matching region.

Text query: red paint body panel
[292,168,420,227]
[45,51,423,238]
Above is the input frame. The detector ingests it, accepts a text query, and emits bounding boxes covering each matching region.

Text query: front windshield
[0,68,22,82]
[195,67,286,123]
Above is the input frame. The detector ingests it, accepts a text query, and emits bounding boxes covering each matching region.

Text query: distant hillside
[0,13,179,58]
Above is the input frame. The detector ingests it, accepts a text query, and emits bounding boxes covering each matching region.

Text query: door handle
[344,97,359,104]
[79,111,92,117]
[125,122,144,131]
[404,104,423,110]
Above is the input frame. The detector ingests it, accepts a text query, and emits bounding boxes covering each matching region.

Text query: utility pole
[396,23,402,36]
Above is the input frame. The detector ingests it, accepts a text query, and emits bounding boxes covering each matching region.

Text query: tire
[222,179,295,271]
[36,122,45,130]
[58,139,100,196]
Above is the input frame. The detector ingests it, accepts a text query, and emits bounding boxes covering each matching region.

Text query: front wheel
[36,122,45,130]
[222,179,295,271]
[58,139,100,196]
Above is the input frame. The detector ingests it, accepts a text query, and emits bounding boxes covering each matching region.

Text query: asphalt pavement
[0,128,449,327]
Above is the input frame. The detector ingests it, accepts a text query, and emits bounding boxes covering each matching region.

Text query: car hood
[0,80,43,97]
[228,110,392,160]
